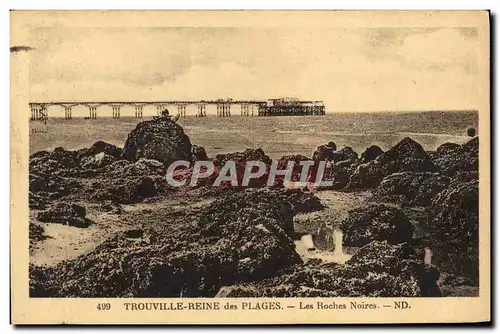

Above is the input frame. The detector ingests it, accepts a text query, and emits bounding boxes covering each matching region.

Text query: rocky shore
[29,117,479,297]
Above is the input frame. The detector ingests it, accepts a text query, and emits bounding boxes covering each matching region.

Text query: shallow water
[295,229,352,264]
[424,247,433,265]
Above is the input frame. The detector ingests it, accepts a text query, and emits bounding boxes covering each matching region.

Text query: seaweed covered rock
[213,148,272,167]
[216,241,440,297]
[81,141,123,160]
[373,172,450,206]
[103,158,166,178]
[29,191,48,210]
[99,201,124,214]
[29,188,318,297]
[46,147,82,169]
[200,188,294,239]
[436,142,461,155]
[432,137,478,176]
[429,178,479,284]
[208,148,272,188]
[332,146,358,163]
[29,153,65,176]
[312,144,336,162]
[191,145,208,161]
[36,203,92,228]
[30,142,124,178]
[281,188,324,214]
[29,222,46,249]
[340,204,414,247]
[29,173,81,201]
[87,175,167,204]
[122,117,193,166]
[276,154,312,183]
[329,159,361,189]
[360,145,384,163]
[29,172,80,194]
[347,137,438,190]
[198,189,316,284]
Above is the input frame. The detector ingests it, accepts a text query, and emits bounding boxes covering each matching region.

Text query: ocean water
[30,110,479,159]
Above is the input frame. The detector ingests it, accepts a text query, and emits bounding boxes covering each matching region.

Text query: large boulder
[36,203,92,228]
[191,145,208,161]
[332,146,358,163]
[429,178,479,284]
[206,148,272,188]
[29,172,82,209]
[360,145,384,163]
[276,154,312,183]
[87,175,167,204]
[47,147,81,169]
[280,188,324,214]
[432,137,478,176]
[215,241,441,297]
[122,118,193,166]
[347,137,438,190]
[329,159,361,189]
[81,141,123,160]
[312,144,335,162]
[373,172,450,206]
[340,204,414,247]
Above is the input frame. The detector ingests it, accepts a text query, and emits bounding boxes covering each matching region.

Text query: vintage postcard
[11,10,490,324]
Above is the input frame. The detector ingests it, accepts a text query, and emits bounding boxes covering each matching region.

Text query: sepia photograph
[10,10,490,324]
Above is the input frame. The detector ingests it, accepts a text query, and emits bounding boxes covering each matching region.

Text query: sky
[28,26,480,112]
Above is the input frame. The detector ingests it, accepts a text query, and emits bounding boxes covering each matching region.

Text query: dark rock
[329,159,361,189]
[277,154,312,182]
[214,148,271,167]
[103,159,166,178]
[467,127,476,137]
[340,204,414,247]
[29,191,48,210]
[88,175,167,204]
[29,188,315,297]
[312,144,335,162]
[280,188,325,214]
[326,141,337,151]
[29,173,81,200]
[191,145,208,161]
[49,147,82,169]
[215,241,441,297]
[347,137,438,190]
[124,229,144,239]
[85,141,123,160]
[429,178,479,284]
[442,274,475,287]
[208,148,272,188]
[29,222,46,249]
[122,118,193,165]
[436,142,461,155]
[360,145,384,163]
[373,172,450,206]
[30,150,50,160]
[462,136,479,153]
[37,203,92,228]
[332,146,358,163]
[432,137,478,176]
